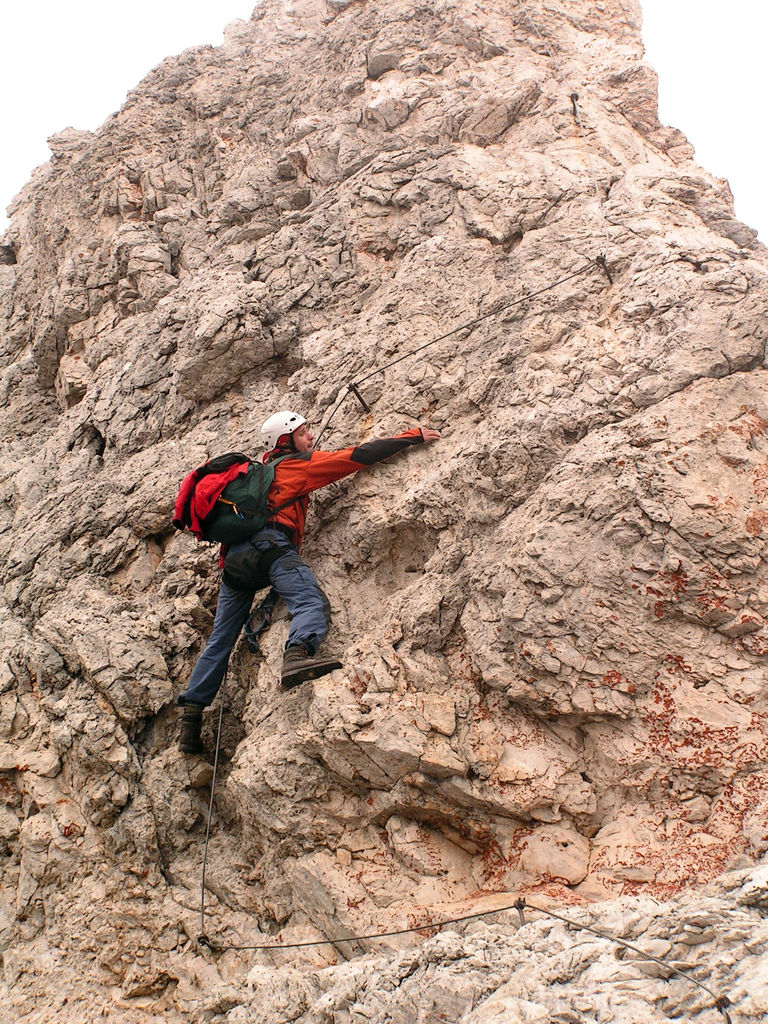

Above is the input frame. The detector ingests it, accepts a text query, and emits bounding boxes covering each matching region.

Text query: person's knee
[271,554,322,597]
[270,551,303,575]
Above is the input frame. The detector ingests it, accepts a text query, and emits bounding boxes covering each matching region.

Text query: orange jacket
[265,428,426,547]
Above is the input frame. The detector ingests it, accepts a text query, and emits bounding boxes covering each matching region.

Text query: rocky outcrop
[225,862,768,1024]
[1,0,766,1019]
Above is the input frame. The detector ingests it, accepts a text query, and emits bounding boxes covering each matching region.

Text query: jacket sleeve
[350,430,425,465]
[275,429,425,497]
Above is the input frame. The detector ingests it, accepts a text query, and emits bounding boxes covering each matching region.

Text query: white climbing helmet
[260,410,306,451]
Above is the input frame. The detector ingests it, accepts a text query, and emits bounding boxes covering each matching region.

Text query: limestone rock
[1,0,767,1019]
[221,863,768,1023]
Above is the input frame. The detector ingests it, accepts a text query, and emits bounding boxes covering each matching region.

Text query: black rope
[515,0,612,253]
[199,899,523,951]
[515,0,562,71]
[196,682,730,1018]
[194,892,733,1022]
[191,453,730,1024]
[191,9,736,1022]
[322,4,616,451]
[355,259,597,386]
[198,670,227,948]
[314,258,602,446]
[569,93,612,253]
[197,257,608,933]
[521,900,733,1024]
[313,383,353,449]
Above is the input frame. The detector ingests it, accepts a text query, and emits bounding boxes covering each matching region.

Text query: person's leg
[177,580,255,709]
[268,550,331,653]
[268,550,341,687]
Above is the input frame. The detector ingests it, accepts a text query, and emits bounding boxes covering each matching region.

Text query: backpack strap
[261,451,312,522]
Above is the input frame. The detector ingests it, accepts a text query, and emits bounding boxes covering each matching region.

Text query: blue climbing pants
[177,528,331,708]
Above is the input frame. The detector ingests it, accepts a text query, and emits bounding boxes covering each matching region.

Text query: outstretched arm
[350,426,440,465]
[274,427,441,496]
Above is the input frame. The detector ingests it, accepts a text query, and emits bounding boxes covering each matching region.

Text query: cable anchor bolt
[570,92,579,119]
[514,897,527,927]
[348,382,371,413]
[596,254,613,284]
[715,995,732,1023]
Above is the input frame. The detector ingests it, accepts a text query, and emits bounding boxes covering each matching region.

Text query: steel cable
[514,0,613,253]
[199,670,227,946]
[314,257,602,447]
[195,891,732,1022]
[188,9,738,1024]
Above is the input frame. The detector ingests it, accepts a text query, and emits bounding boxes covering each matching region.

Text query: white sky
[641,0,767,241]
[0,1,765,240]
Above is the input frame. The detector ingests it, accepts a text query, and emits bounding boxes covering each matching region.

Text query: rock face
[225,863,768,1024]
[1,0,766,1019]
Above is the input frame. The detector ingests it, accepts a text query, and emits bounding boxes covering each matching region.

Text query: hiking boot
[179,704,204,755]
[281,646,342,690]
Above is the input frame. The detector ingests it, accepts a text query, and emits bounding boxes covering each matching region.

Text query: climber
[177,411,440,754]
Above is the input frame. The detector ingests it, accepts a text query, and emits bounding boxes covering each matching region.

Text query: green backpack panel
[204,455,297,544]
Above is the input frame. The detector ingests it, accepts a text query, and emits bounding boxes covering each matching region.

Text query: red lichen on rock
[753,464,768,501]
[745,510,768,536]
[729,406,768,440]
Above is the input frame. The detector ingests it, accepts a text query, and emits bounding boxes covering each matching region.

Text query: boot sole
[281,660,343,690]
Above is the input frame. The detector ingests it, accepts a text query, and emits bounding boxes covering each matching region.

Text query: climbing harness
[244,587,280,651]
